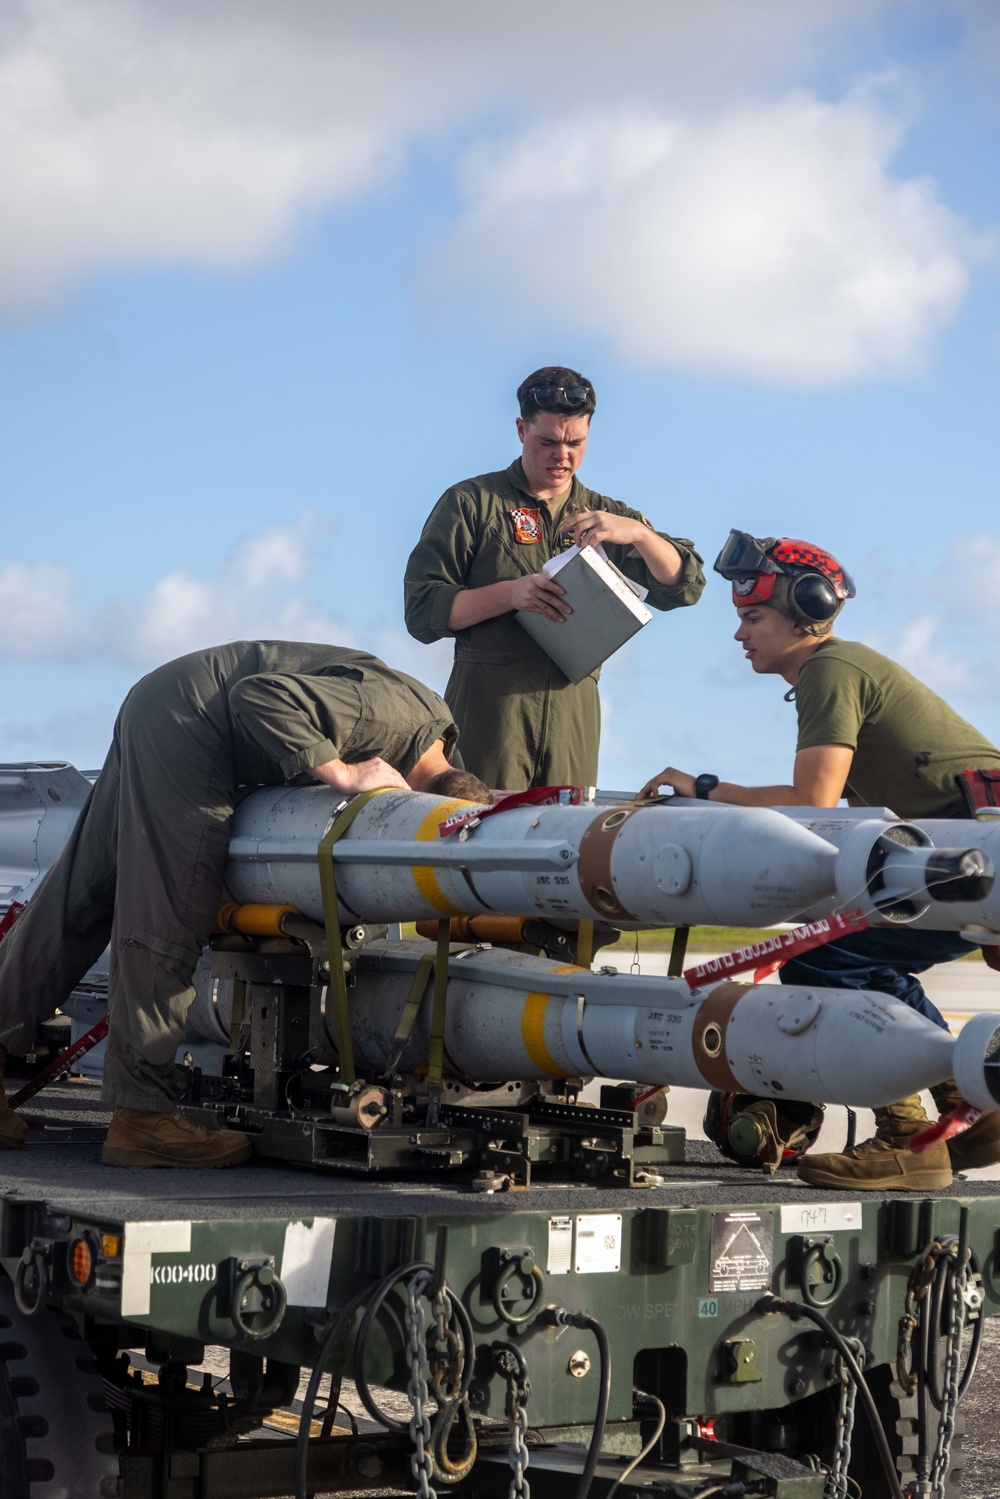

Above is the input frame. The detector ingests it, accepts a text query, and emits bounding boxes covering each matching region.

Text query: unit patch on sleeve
[508,507,542,544]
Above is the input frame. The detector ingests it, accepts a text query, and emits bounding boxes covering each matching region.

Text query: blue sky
[1,0,999,790]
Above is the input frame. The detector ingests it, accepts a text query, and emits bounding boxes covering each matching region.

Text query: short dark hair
[425,769,492,802]
[517,366,596,422]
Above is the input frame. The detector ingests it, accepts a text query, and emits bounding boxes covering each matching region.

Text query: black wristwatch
[694,773,720,800]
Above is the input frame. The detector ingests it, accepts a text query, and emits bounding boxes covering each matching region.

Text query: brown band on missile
[690,982,746,1091]
[576,807,638,921]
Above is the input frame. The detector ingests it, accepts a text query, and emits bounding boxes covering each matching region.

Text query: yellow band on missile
[411,800,477,917]
[521,991,566,1077]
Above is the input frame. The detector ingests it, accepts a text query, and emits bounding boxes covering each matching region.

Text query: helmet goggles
[714,530,783,581]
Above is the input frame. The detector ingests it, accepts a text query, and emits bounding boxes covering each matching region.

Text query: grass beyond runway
[402,922,985,959]
[605,926,985,959]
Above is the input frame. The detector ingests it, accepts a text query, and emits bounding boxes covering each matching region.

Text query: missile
[228,786,848,926]
[224,785,986,930]
[0,763,93,906]
[0,766,991,936]
[771,807,997,933]
[331,940,1000,1111]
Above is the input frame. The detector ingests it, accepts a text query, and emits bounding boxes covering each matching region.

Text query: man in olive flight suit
[405,367,705,788]
[0,642,485,1168]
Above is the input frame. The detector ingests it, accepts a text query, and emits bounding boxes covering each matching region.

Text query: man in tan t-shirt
[639,530,1000,1192]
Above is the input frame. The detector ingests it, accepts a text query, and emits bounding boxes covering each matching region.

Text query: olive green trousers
[0,658,246,1111]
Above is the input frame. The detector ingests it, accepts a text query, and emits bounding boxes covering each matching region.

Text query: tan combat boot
[797,1095,952,1191]
[102,1109,252,1169]
[932,1079,1000,1173]
[0,1046,28,1150]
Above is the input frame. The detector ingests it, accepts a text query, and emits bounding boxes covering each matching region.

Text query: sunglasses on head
[526,381,592,408]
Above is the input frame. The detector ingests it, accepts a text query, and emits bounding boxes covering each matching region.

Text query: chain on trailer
[491,1340,531,1499]
[406,1268,437,1499]
[825,1337,863,1499]
[895,1219,985,1499]
[400,1255,477,1497]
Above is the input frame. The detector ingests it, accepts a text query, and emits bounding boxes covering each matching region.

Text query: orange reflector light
[69,1236,94,1286]
[101,1233,121,1259]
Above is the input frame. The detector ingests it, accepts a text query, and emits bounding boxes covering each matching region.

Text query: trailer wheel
[0,1279,119,1498]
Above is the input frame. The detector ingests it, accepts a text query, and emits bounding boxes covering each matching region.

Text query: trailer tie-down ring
[798,1236,845,1309]
[230,1261,288,1340]
[491,1251,545,1327]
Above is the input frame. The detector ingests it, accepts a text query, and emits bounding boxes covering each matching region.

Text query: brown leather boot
[932,1079,1000,1172]
[797,1096,952,1191]
[102,1109,252,1169]
[0,1046,28,1150]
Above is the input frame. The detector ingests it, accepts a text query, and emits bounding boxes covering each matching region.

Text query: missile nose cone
[951,1012,1000,1111]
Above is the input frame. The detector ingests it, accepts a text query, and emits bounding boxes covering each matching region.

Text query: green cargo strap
[384,950,436,1078]
[575,919,594,968]
[229,978,247,1053]
[668,926,690,977]
[427,919,451,1091]
[317,789,391,1086]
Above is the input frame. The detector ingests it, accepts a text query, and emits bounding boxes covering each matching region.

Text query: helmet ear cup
[787,572,839,624]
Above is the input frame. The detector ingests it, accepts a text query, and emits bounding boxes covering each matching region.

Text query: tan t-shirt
[794,638,1000,818]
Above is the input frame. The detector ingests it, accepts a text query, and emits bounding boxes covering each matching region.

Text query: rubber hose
[353,1263,476,1431]
[757,1294,905,1499]
[539,1309,612,1499]
[295,1281,375,1499]
[353,1259,434,1433]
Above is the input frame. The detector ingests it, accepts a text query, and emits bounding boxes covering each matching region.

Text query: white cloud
[0,0,882,315]
[869,614,974,696]
[0,559,95,658]
[0,514,357,668]
[434,90,988,385]
[863,533,1000,711]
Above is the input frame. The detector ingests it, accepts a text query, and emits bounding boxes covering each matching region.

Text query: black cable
[353,1259,434,1432]
[295,1280,373,1499]
[603,1390,666,1499]
[958,1271,985,1402]
[923,1243,984,1411]
[541,1308,612,1499]
[352,1260,477,1431]
[318,1382,358,1437]
[926,1252,948,1412]
[757,1293,905,1499]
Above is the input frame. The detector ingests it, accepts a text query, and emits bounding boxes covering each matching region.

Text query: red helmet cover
[731,572,778,607]
[767,539,853,600]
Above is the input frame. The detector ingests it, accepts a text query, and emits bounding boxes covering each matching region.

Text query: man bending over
[0,642,486,1168]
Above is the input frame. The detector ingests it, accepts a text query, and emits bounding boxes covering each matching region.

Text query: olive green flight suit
[404,460,705,787]
[0,642,456,1112]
